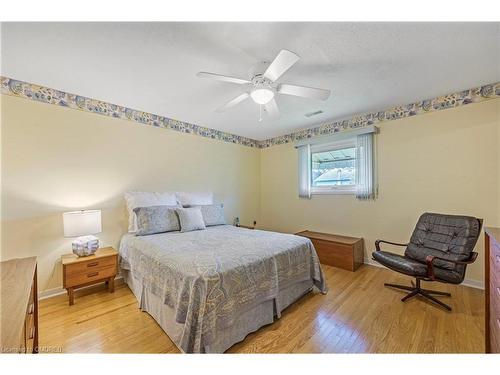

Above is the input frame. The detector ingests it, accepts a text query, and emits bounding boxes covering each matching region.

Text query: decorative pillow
[187,204,226,226]
[175,207,206,233]
[133,205,180,236]
[175,192,213,207]
[124,191,178,233]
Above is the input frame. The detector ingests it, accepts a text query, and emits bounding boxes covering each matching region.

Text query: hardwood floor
[38,264,485,353]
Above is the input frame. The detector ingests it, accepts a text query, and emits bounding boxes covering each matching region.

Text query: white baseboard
[38,275,124,300]
[39,287,67,300]
[363,257,484,290]
[460,278,485,290]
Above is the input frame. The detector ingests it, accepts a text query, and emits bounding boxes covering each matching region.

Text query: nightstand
[61,247,118,305]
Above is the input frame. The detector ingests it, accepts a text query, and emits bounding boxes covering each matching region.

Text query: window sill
[311,189,357,195]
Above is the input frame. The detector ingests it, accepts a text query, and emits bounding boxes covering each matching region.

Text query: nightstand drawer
[66,255,116,276]
[62,247,118,305]
[65,265,116,288]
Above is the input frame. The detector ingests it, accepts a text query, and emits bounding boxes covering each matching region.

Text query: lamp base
[72,235,99,257]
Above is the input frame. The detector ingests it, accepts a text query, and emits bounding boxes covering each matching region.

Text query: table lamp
[63,210,102,257]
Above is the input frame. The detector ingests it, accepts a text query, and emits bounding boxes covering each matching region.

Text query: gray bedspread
[119,225,326,353]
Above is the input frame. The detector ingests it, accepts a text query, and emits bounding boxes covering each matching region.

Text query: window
[296,127,377,199]
[311,140,357,194]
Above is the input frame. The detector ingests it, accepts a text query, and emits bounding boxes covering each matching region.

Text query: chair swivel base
[384,278,452,311]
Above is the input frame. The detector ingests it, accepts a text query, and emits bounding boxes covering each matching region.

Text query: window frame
[310,138,357,195]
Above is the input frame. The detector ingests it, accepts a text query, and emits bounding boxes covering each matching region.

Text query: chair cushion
[373,251,427,277]
[404,212,480,282]
[372,250,463,283]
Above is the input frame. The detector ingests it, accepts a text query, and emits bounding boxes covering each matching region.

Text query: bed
[119,224,327,353]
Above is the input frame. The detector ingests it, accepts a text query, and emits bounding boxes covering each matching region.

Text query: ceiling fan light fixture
[250,88,274,105]
[197,49,330,118]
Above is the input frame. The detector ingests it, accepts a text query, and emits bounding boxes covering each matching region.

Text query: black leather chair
[372,212,482,311]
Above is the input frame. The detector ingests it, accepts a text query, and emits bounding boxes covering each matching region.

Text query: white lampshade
[63,210,102,237]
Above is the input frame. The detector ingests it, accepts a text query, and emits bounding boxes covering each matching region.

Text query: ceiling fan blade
[263,50,300,82]
[278,83,330,101]
[264,99,281,119]
[197,72,251,85]
[215,93,249,113]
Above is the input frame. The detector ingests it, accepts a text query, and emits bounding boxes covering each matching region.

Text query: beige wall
[260,99,500,284]
[0,95,261,292]
[1,94,499,292]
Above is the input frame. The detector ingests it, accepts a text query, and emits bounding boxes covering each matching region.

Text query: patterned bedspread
[119,225,326,353]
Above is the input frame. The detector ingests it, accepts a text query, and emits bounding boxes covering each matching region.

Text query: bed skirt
[122,269,313,353]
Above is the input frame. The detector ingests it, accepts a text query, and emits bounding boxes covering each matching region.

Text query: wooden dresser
[0,257,38,354]
[485,227,500,353]
[296,230,364,271]
[62,247,118,305]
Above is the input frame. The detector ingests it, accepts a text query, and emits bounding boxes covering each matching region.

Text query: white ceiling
[2,22,499,140]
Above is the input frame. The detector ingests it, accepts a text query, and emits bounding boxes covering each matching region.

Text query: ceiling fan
[196,49,331,121]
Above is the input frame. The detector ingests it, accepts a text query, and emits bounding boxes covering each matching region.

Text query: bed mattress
[119,225,327,353]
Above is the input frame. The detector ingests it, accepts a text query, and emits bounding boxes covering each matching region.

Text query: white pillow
[175,207,206,233]
[175,192,213,207]
[124,191,178,233]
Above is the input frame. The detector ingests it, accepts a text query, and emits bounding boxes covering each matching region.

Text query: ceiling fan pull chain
[259,104,263,122]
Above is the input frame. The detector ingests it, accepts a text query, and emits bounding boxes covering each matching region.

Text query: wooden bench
[296,230,364,271]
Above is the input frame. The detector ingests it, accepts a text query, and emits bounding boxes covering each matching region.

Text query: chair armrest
[375,239,408,252]
[425,252,479,280]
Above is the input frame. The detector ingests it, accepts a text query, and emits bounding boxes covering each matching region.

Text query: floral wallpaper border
[0,76,260,148]
[1,76,499,149]
[259,81,500,148]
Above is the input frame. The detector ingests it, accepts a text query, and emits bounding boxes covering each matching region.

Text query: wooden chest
[485,227,500,353]
[0,257,38,353]
[296,230,364,271]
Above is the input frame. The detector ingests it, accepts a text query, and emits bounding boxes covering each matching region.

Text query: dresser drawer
[65,255,116,276]
[65,265,116,288]
[491,313,500,352]
[491,287,500,318]
[25,301,35,330]
[491,239,500,266]
[20,325,26,353]
[491,267,500,293]
[491,249,500,275]
[492,319,500,353]
[25,316,35,353]
[24,285,36,353]
[490,271,500,334]
[491,238,500,254]
[491,283,500,306]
